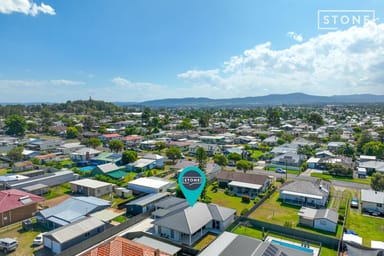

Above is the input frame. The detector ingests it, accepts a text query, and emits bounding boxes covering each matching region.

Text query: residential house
[22,149,41,159]
[127,154,164,172]
[70,148,101,163]
[127,177,175,194]
[263,136,279,146]
[99,133,122,143]
[298,207,339,233]
[361,189,384,214]
[12,161,34,172]
[126,193,168,216]
[58,142,86,155]
[21,183,49,196]
[36,196,110,229]
[92,163,121,176]
[200,231,313,256]
[270,143,298,155]
[153,201,236,245]
[271,152,306,169]
[216,171,271,199]
[360,155,376,162]
[91,152,122,165]
[43,217,105,254]
[327,142,346,152]
[315,150,335,159]
[35,153,59,164]
[279,179,330,208]
[0,189,44,227]
[199,135,225,144]
[307,157,321,169]
[70,179,113,197]
[122,135,143,148]
[27,139,63,151]
[80,236,173,256]
[188,143,221,157]
[359,161,384,174]
[167,141,191,151]
[140,140,157,150]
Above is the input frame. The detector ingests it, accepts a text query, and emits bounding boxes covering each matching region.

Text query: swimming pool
[79,166,95,172]
[271,239,314,254]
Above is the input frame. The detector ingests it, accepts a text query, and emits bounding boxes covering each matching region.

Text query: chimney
[154,249,160,256]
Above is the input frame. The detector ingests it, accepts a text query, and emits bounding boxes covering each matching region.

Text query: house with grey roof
[43,217,105,254]
[271,152,306,169]
[361,189,384,214]
[153,201,235,245]
[188,143,221,157]
[298,207,339,233]
[126,193,168,216]
[36,196,110,229]
[69,178,113,197]
[279,179,330,208]
[200,231,313,256]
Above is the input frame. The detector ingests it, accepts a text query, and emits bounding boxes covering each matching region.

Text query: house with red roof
[122,135,143,147]
[0,189,44,227]
[99,133,122,143]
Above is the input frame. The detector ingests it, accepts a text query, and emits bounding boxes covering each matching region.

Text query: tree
[227,152,242,162]
[66,126,79,139]
[26,121,38,132]
[236,160,253,173]
[307,112,324,128]
[195,147,208,170]
[328,164,353,177]
[357,131,373,153]
[199,115,209,128]
[109,140,124,152]
[88,138,102,148]
[213,154,228,168]
[297,145,315,157]
[155,141,167,151]
[7,146,24,161]
[166,147,182,164]
[336,143,356,157]
[5,114,27,137]
[266,108,281,127]
[176,118,192,130]
[98,125,107,134]
[371,172,384,191]
[122,150,138,164]
[362,141,384,158]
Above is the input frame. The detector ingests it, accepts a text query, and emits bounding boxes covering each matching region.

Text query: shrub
[241,208,249,215]
[284,221,293,228]
[242,195,251,203]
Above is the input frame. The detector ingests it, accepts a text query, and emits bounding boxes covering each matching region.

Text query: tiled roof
[0,189,44,212]
[81,237,171,256]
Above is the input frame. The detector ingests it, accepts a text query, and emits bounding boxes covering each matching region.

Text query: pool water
[271,239,314,254]
[79,166,95,172]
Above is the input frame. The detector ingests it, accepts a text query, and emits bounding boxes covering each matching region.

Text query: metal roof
[70,178,111,189]
[133,236,181,255]
[361,189,384,204]
[228,181,262,190]
[281,190,323,200]
[126,193,168,207]
[128,177,173,190]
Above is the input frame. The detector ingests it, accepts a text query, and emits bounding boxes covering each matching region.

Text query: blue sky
[0,0,383,102]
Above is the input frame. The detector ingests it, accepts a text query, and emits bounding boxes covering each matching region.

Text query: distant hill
[118,93,384,107]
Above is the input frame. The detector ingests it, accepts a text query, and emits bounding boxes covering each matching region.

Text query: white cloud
[0,0,55,16]
[287,31,304,42]
[178,21,384,97]
[50,80,85,86]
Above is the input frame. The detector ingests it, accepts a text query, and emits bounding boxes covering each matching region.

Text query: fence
[58,211,152,256]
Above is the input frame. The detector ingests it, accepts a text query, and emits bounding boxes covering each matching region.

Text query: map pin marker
[178,166,206,207]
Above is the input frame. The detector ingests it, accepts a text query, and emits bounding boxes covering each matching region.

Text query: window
[171,230,174,239]
[377,203,382,208]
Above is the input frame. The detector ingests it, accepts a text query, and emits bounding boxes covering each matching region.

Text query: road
[249,168,371,190]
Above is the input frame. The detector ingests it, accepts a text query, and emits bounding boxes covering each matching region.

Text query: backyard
[311,172,371,185]
[193,233,217,251]
[248,191,343,238]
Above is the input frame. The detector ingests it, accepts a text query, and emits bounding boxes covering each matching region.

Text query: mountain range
[115,93,384,108]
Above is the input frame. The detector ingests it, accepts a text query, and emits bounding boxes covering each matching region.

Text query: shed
[70,178,113,197]
[115,187,132,198]
[22,183,49,196]
[126,193,168,216]
[127,177,175,194]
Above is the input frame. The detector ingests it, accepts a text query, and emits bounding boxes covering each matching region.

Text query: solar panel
[107,153,121,159]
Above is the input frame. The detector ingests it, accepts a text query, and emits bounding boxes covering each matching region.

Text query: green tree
[98,125,107,134]
[328,164,353,177]
[166,147,182,164]
[5,114,27,137]
[362,141,384,158]
[307,112,324,128]
[195,147,208,170]
[227,152,242,162]
[7,146,24,161]
[213,154,228,168]
[155,141,167,151]
[371,172,384,191]
[88,138,102,148]
[236,160,253,173]
[266,108,281,127]
[122,150,138,164]
[109,140,124,152]
[357,131,373,153]
[66,126,79,139]
[199,115,209,128]
[297,145,315,157]
[336,143,356,157]
[177,118,192,130]
[26,121,38,132]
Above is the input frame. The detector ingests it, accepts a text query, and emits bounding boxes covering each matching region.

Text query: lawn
[311,172,371,185]
[248,191,343,238]
[265,166,300,175]
[250,150,265,160]
[44,183,71,200]
[346,210,384,247]
[0,169,11,176]
[193,233,217,251]
[233,225,337,256]
[206,186,252,215]
[112,215,129,223]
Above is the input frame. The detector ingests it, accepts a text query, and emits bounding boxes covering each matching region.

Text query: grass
[112,215,129,223]
[44,183,71,200]
[101,194,135,208]
[265,166,300,175]
[346,209,384,247]
[0,169,11,176]
[248,191,343,238]
[193,233,217,250]
[233,225,337,256]
[251,150,265,160]
[206,186,252,215]
[311,172,371,185]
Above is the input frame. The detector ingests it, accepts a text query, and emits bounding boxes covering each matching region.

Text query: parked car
[32,233,45,246]
[350,197,359,208]
[275,168,286,174]
[0,238,18,253]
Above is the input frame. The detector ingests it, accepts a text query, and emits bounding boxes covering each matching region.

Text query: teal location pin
[178,166,206,207]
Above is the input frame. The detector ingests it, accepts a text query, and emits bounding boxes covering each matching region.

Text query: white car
[32,233,44,246]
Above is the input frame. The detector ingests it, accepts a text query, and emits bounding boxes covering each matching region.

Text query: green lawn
[248,191,342,238]
[311,172,371,185]
[265,167,300,175]
[251,150,265,160]
[44,183,71,200]
[346,210,384,247]
[233,225,337,256]
[193,234,217,250]
[112,215,129,223]
[206,186,252,215]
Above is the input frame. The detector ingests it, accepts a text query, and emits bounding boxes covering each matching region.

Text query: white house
[127,177,175,194]
[298,207,338,233]
[361,189,384,214]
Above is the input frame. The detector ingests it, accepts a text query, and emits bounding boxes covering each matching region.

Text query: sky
[0,0,383,103]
